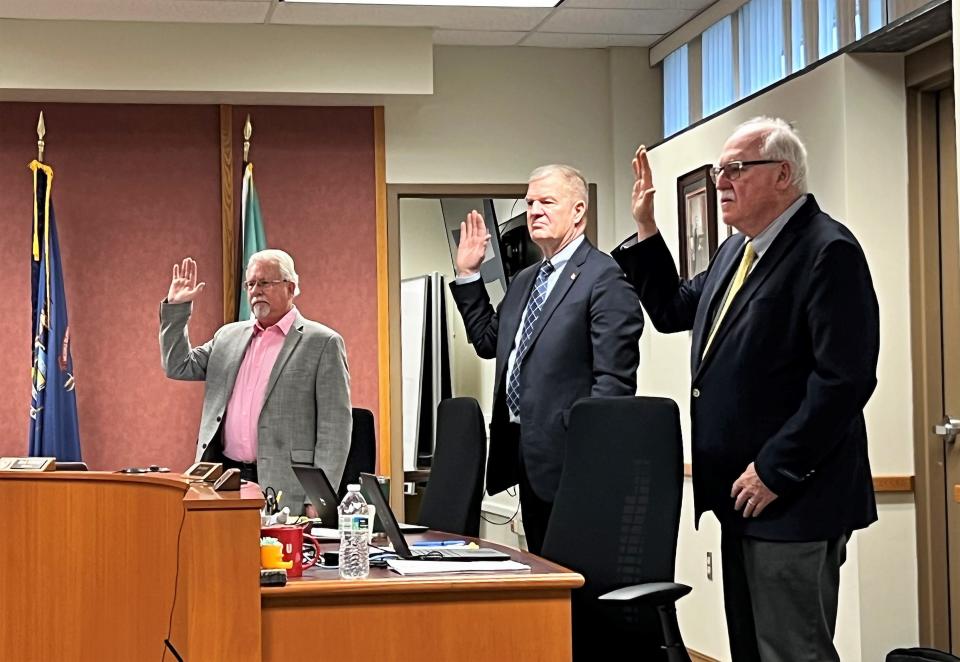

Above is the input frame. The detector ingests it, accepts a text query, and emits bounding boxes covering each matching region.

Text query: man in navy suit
[450,164,643,555]
[613,118,879,661]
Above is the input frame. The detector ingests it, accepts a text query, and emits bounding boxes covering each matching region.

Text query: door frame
[906,35,954,650]
[384,183,598,515]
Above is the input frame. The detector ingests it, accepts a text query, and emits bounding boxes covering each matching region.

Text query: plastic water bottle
[338,484,370,579]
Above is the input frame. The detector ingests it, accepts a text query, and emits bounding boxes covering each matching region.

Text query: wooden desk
[0,472,580,661]
[261,536,583,662]
[0,471,263,662]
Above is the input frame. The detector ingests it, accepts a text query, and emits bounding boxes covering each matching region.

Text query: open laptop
[359,472,510,561]
[291,464,340,527]
[291,465,427,533]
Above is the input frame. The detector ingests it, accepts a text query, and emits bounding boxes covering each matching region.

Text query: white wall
[386,46,617,244]
[0,19,433,99]
[639,53,918,661]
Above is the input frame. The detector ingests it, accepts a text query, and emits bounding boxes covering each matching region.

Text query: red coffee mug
[261,525,321,578]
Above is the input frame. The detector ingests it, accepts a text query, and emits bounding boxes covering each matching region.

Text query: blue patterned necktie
[506,260,555,420]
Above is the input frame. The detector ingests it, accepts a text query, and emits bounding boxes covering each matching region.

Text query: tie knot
[742,241,756,263]
[540,261,555,276]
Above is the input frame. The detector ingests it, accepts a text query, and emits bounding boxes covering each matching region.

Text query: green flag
[237,162,268,321]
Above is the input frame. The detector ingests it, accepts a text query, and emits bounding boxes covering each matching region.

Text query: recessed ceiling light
[282,0,562,7]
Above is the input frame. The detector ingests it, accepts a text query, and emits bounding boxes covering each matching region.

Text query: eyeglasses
[244,279,286,291]
[709,160,782,184]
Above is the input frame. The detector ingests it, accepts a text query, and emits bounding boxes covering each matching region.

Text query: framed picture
[676,164,719,280]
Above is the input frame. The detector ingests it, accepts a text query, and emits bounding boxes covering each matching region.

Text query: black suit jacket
[450,238,644,501]
[613,196,879,541]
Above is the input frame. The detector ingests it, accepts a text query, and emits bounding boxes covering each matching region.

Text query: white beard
[252,301,271,320]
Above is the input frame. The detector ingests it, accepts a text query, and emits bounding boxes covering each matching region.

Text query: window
[658,0,890,140]
[738,0,786,97]
[790,0,806,72]
[819,0,840,57]
[865,0,885,35]
[702,17,734,116]
[663,45,689,137]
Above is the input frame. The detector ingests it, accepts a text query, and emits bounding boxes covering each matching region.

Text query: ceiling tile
[523,31,660,47]
[0,0,271,22]
[538,7,695,33]
[271,3,551,31]
[433,29,526,45]
[560,0,711,9]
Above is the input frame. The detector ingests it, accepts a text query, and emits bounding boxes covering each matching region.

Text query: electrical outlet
[706,551,714,581]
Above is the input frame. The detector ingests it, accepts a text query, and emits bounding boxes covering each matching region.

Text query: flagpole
[37,111,46,163]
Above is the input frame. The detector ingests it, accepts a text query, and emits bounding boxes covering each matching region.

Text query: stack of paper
[386,559,531,575]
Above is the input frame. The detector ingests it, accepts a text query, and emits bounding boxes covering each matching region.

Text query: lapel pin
[570,273,577,280]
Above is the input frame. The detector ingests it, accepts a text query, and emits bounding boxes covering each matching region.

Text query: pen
[412,540,467,547]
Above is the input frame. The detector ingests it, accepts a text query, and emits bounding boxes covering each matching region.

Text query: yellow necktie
[702,241,756,358]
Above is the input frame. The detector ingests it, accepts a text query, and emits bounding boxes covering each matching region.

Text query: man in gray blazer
[160,250,352,517]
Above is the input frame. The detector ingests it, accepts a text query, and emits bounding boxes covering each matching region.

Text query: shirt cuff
[454,272,482,285]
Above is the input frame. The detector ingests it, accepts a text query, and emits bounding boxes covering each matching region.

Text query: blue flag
[29,160,81,461]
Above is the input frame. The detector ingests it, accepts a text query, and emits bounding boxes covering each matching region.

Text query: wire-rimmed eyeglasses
[709,160,782,184]
[244,279,286,291]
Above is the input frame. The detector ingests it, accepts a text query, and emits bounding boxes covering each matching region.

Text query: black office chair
[541,396,690,662]
[887,649,960,661]
[417,397,487,536]
[338,408,377,497]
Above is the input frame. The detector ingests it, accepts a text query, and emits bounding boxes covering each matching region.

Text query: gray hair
[733,117,808,194]
[528,164,590,209]
[247,249,300,296]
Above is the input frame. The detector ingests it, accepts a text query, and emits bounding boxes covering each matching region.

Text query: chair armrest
[598,582,692,607]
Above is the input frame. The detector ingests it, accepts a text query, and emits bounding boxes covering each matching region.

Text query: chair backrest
[417,397,487,536]
[888,649,960,662]
[541,396,684,661]
[338,408,377,497]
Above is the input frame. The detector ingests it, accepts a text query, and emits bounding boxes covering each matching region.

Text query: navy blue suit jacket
[450,238,644,501]
[613,196,879,541]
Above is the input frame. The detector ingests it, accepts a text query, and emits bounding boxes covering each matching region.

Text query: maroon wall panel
[0,102,379,471]
[231,106,379,427]
[0,102,222,470]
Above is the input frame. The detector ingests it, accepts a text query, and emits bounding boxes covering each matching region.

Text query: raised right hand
[631,145,658,240]
[455,211,491,277]
[166,257,206,304]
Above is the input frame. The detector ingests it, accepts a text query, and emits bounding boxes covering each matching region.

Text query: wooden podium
[0,471,264,661]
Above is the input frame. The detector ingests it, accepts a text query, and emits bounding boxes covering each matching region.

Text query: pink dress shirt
[222,307,298,462]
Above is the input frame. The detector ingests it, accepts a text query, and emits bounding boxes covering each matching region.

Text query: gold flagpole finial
[37,111,46,163]
[243,114,253,163]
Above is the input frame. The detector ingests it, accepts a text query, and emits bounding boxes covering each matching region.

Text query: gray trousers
[721,529,848,662]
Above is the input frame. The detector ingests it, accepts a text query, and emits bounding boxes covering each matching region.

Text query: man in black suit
[613,118,879,661]
[450,164,643,555]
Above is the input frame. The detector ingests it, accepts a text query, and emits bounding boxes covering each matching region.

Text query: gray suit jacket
[159,302,352,514]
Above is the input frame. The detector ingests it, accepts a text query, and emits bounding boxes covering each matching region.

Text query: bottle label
[339,514,370,533]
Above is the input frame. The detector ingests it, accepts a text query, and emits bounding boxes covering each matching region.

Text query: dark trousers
[219,451,259,484]
[721,528,847,662]
[518,450,553,556]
